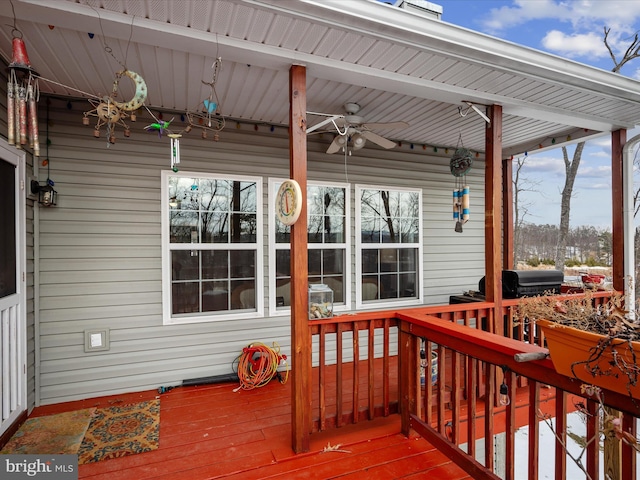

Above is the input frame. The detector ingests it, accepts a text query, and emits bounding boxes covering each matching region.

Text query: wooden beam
[502,157,514,270]
[485,105,503,334]
[611,129,626,291]
[289,64,311,453]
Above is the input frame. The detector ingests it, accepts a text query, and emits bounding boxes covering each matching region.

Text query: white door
[0,141,27,437]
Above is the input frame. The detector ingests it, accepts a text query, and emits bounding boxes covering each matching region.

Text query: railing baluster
[383,319,390,417]
[451,350,461,445]
[437,344,446,435]
[466,355,477,460]
[336,322,343,428]
[426,339,434,425]
[485,362,495,472]
[368,321,375,420]
[586,397,599,480]
[554,390,566,480]
[505,369,516,480]
[527,380,540,480]
[352,321,360,424]
[319,324,326,431]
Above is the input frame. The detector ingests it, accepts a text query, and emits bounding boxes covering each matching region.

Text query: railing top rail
[396,310,640,417]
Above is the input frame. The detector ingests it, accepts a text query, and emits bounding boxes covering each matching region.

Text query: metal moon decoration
[82,69,147,144]
[112,70,147,111]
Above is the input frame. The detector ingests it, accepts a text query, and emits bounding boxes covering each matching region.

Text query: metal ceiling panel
[0,0,637,159]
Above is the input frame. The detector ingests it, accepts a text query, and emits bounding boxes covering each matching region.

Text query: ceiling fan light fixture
[335,135,347,147]
[351,133,366,150]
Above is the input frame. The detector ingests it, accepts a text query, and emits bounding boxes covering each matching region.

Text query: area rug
[0,408,95,455]
[78,399,160,464]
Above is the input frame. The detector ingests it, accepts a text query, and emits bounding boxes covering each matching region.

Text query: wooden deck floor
[29,379,471,480]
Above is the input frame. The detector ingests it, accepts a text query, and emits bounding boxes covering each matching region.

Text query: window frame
[268,178,351,316]
[161,170,264,325]
[355,184,423,309]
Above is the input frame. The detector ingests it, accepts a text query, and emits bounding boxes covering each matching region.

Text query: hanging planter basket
[538,319,640,398]
[450,147,473,177]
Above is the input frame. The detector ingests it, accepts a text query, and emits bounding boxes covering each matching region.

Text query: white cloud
[541,30,608,59]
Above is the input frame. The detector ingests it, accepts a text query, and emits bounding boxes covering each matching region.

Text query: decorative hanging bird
[144,118,174,137]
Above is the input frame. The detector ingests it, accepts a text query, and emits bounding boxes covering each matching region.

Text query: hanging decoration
[82,69,147,144]
[7,27,40,156]
[450,133,472,233]
[169,133,181,172]
[185,57,225,140]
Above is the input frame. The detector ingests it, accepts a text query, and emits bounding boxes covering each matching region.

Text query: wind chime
[7,30,39,156]
[185,57,226,140]
[450,135,473,233]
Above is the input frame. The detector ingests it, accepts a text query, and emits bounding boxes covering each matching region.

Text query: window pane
[325,187,345,215]
[202,250,228,279]
[399,273,416,298]
[399,248,417,272]
[379,274,398,299]
[325,215,344,243]
[381,218,400,243]
[230,250,255,279]
[309,250,321,276]
[169,210,198,243]
[361,217,380,243]
[172,282,199,314]
[172,251,199,281]
[362,276,380,300]
[276,250,291,278]
[231,280,255,309]
[276,222,291,243]
[0,159,16,298]
[362,249,378,274]
[322,249,343,275]
[361,189,380,216]
[203,212,229,243]
[400,218,419,243]
[202,280,229,311]
[308,215,324,243]
[308,185,324,216]
[380,249,397,272]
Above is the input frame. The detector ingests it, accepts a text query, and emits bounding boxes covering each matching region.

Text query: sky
[408,0,640,228]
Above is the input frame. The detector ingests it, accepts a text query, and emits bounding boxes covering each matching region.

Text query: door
[0,141,26,437]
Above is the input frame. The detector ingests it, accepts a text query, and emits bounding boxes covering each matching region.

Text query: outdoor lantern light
[31,179,57,207]
[499,365,510,406]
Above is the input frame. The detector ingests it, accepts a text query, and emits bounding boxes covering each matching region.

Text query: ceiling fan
[307,102,409,154]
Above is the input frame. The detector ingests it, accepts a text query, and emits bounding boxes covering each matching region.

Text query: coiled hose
[233,342,289,391]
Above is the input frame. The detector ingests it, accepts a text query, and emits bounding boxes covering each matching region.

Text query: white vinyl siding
[29,99,485,405]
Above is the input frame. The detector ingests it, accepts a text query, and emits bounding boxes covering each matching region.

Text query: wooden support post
[607,129,626,479]
[611,129,626,292]
[502,157,514,270]
[289,64,311,453]
[485,105,503,335]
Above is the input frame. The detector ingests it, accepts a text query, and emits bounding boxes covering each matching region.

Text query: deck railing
[308,292,640,479]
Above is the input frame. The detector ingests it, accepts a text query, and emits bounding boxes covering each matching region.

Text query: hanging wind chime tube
[7,32,40,156]
[461,184,470,224]
[169,134,181,171]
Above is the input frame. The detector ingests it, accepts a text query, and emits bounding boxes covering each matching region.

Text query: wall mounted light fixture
[31,179,57,206]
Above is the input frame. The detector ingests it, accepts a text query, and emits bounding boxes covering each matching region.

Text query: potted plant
[517,291,640,399]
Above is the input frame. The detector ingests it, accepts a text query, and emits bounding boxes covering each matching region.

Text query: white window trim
[268,178,351,317]
[355,184,423,310]
[161,170,264,325]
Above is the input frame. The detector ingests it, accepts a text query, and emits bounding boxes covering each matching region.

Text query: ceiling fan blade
[362,121,409,130]
[306,114,344,134]
[326,135,345,154]
[361,130,397,149]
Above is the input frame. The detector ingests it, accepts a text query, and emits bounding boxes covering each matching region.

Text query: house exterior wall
[31,99,485,405]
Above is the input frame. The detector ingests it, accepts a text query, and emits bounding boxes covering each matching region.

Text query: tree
[553,29,639,271]
[554,142,584,270]
[513,156,541,265]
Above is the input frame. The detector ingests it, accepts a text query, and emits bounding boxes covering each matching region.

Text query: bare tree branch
[604,26,640,73]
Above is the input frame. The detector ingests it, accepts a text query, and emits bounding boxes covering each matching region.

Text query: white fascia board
[256,0,640,102]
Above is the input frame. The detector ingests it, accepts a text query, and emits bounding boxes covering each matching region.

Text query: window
[162,171,263,324]
[269,180,349,314]
[356,185,422,307]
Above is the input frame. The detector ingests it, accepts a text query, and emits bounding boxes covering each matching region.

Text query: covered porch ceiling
[1,0,640,158]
